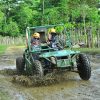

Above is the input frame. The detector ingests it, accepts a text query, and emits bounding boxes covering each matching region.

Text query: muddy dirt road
[0,46,100,100]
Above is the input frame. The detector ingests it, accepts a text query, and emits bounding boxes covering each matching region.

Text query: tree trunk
[96,28,100,48]
[87,27,92,48]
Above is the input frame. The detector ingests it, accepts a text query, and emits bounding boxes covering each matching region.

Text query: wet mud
[0,46,100,100]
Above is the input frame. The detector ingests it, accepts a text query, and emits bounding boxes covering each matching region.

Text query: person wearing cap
[31,32,41,60]
[48,28,56,41]
[31,32,41,50]
[48,28,62,50]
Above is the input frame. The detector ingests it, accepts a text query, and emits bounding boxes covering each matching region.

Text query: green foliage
[0,11,4,23]
[0,0,99,36]
[3,21,19,36]
[88,8,99,23]
[0,45,7,54]
[72,48,100,54]
[0,11,4,31]
[65,23,75,29]
[55,25,64,33]
[15,5,33,33]
[44,8,60,24]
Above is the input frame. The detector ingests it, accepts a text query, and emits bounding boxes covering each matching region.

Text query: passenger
[48,28,62,50]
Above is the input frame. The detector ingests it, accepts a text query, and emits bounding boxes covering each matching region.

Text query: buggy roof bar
[27,24,64,30]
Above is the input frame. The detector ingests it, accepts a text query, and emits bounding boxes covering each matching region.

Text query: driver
[31,32,41,51]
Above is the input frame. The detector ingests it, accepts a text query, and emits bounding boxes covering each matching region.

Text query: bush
[3,21,19,37]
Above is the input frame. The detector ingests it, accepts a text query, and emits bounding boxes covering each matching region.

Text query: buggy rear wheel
[16,57,25,75]
[76,54,91,80]
[33,60,44,77]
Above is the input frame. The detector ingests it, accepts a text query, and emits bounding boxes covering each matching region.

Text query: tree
[14,4,33,34]
[0,0,100,37]
[3,20,19,36]
[0,10,4,32]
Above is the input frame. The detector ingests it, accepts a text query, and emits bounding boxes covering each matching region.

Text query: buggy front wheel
[33,60,44,77]
[76,54,91,80]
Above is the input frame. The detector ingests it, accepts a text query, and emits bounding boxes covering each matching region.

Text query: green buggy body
[16,24,91,80]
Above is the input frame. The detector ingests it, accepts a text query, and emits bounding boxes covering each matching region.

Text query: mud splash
[12,72,78,87]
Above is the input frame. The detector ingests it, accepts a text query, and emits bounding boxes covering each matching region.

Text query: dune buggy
[16,24,91,80]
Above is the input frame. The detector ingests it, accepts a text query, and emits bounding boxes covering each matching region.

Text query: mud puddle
[0,46,100,100]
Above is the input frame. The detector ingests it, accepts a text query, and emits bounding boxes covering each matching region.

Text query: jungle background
[0,0,100,47]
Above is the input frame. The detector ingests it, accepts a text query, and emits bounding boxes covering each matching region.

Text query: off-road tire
[76,53,91,80]
[16,57,25,75]
[33,60,43,77]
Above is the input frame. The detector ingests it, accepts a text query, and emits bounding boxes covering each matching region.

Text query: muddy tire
[33,60,44,77]
[16,57,25,75]
[76,54,91,80]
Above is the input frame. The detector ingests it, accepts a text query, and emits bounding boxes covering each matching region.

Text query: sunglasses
[34,38,39,40]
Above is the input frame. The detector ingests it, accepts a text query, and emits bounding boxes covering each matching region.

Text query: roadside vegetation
[0,0,99,51]
[0,44,100,56]
[0,0,100,36]
[72,48,100,54]
[0,45,7,55]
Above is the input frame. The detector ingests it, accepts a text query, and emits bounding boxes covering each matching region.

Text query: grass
[0,91,12,100]
[71,48,100,54]
[0,45,7,55]
[0,44,100,55]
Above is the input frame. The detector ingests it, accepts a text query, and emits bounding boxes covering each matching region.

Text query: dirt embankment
[0,46,100,100]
